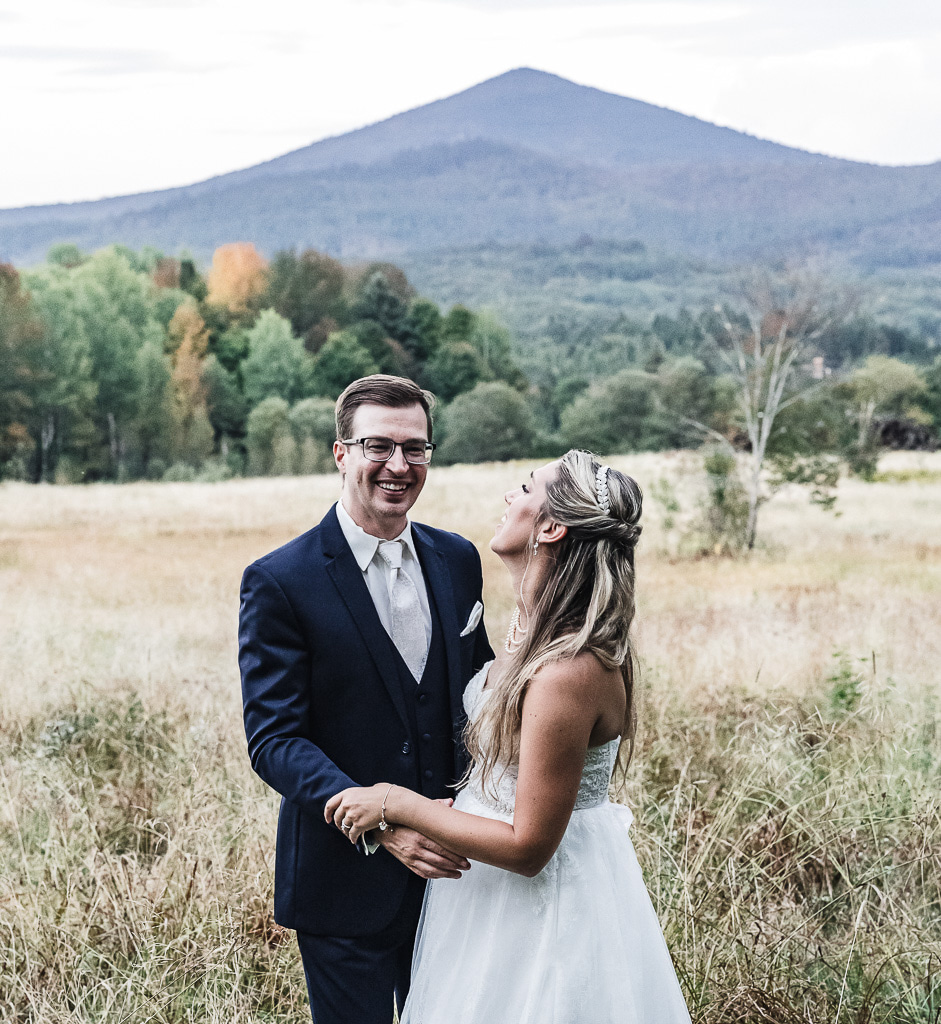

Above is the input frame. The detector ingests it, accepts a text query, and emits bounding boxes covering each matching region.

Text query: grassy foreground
[1,451,941,1023]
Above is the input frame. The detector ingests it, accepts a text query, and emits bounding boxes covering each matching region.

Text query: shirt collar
[336,500,419,571]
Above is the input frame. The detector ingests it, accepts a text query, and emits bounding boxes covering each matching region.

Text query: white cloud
[711,35,941,164]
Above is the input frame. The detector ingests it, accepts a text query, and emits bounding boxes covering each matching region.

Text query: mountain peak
[219,66,825,190]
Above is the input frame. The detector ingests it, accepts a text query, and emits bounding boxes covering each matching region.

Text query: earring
[533,541,539,553]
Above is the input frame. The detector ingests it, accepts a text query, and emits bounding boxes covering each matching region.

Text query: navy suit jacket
[238,503,492,937]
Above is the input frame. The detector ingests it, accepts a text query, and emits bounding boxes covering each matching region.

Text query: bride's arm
[325,655,608,877]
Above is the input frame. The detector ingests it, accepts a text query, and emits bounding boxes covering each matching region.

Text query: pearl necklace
[503,607,528,653]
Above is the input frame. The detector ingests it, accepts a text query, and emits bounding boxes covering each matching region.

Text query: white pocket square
[459,601,484,637]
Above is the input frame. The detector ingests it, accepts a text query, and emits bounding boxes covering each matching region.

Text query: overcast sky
[2,0,939,209]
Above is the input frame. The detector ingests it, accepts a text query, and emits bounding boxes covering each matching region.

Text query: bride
[325,450,691,1023]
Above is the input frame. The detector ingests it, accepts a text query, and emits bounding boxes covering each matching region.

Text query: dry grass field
[1,450,940,1022]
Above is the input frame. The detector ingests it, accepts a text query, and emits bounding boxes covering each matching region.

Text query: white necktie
[377,540,428,682]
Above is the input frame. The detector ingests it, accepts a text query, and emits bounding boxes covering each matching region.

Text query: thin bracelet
[379,784,395,833]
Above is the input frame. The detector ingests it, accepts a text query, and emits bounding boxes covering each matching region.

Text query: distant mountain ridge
[1,68,939,269]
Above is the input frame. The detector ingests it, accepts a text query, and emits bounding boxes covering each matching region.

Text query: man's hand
[376,825,471,880]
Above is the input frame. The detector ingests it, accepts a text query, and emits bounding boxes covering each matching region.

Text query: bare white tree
[688,270,856,549]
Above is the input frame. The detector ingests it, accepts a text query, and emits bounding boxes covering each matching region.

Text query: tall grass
[1,451,940,1022]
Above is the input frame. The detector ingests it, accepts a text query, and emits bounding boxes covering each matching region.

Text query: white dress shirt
[335,500,433,651]
[336,501,434,856]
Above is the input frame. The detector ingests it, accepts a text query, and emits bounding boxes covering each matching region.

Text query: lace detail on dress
[462,661,619,817]
[574,740,619,808]
[462,661,491,719]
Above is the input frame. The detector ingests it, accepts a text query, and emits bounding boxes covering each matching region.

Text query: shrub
[699,447,750,554]
[162,462,198,482]
[560,368,657,454]
[438,382,535,464]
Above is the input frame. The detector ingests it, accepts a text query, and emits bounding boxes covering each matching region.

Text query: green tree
[312,331,378,398]
[151,288,191,334]
[470,313,525,387]
[554,376,589,404]
[560,369,657,454]
[349,320,408,376]
[441,305,476,343]
[47,243,86,269]
[266,249,346,350]
[351,272,409,342]
[242,310,313,407]
[290,397,337,474]
[65,248,166,478]
[134,339,173,477]
[655,356,732,448]
[401,298,442,361]
[353,262,415,305]
[422,342,484,402]
[651,308,705,355]
[246,396,295,476]
[211,325,250,374]
[18,265,98,482]
[204,355,248,440]
[179,257,208,302]
[848,355,927,448]
[438,382,535,464]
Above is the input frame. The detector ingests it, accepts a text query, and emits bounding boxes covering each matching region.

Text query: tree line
[0,243,526,482]
[1,244,939,488]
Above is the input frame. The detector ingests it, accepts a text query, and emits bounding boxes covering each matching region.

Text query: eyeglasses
[341,437,436,465]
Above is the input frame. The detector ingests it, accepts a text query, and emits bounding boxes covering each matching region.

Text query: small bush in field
[32,694,173,773]
[699,447,750,554]
[825,651,866,717]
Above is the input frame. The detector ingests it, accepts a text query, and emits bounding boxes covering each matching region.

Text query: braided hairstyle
[465,450,643,796]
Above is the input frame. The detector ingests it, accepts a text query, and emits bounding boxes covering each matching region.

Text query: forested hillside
[402,239,941,376]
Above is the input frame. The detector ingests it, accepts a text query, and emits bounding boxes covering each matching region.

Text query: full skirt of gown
[400,667,692,1024]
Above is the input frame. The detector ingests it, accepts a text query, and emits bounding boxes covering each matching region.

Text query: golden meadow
[2,451,940,1022]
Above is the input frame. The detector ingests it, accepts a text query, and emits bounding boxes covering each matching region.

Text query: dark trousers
[296,873,425,1024]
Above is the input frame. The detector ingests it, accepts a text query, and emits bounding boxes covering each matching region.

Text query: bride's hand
[324,785,390,844]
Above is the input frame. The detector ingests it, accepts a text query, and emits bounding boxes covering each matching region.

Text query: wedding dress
[401,662,692,1024]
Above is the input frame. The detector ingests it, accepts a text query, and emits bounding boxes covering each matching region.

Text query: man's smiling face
[334,402,430,539]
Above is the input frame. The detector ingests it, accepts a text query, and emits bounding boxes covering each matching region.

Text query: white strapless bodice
[462,661,620,818]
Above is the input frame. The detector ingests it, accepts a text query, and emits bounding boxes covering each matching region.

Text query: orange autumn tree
[206,243,268,316]
[167,301,213,465]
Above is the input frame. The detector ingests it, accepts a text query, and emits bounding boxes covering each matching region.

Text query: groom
[238,374,493,1024]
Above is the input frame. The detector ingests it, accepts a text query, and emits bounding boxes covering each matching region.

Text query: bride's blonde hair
[465,450,643,795]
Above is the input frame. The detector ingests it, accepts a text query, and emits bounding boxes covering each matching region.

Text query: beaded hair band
[595,464,611,515]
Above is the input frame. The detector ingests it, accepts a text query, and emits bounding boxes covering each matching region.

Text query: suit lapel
[413,525,464,720]
[321,506,411,732]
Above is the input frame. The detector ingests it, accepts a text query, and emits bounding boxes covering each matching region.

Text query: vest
[387,588,456,799]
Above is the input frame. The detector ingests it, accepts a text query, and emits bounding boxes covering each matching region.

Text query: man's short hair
[335,375,436,442]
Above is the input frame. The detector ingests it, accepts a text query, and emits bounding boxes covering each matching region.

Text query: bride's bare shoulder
[527,652,620,703]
